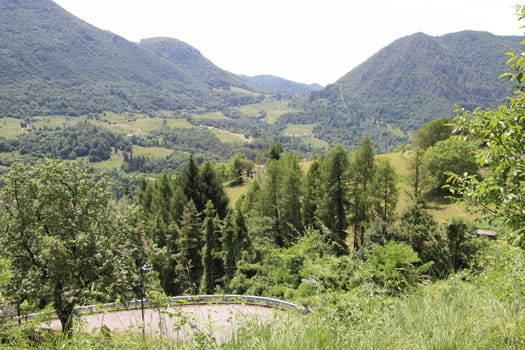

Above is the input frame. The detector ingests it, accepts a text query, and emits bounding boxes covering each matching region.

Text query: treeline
[1,122,131,162]
[131,129,482,299]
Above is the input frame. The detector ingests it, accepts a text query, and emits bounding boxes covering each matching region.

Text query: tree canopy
[0,160,144,333]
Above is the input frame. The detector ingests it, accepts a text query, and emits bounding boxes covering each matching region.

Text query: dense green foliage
[447,6,525,242]
[0,0,264,117]
[15,123,131,162]
[421,137,478,192]
[240,75,323,95]
[0,160,145,333]
[282,31,519,152]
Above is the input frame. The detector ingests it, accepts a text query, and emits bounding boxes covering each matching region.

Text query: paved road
[42,304,283,343]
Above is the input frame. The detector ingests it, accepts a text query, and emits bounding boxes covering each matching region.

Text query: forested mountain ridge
[289,31,522,152]
[0,0,256,117]
[138,37,252,90]
[240,74,324,95]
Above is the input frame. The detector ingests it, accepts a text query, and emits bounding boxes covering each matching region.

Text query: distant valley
[0,0,521,170]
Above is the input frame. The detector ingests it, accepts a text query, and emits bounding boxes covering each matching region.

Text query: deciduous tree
[0,160,144,334]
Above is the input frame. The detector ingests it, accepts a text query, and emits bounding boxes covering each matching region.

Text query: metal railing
[7,295,308,322]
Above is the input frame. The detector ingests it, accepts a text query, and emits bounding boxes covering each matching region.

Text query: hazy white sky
[52,0,523,86]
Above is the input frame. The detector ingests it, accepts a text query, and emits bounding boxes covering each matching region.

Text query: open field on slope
[192,111,230,121]
[0,117,24,139]
[237,99,301,123]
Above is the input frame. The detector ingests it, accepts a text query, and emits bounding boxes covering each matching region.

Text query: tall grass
[223,278,525,349]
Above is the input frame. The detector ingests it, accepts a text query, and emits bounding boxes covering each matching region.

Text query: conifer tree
[302,159,321,228]
[349,137,377,250]
[222,210,236,284]
[175,200,202,294]
[200,201,218,294]
[233,205,250,261]
[258,158,282,245]
[316,145,350,255]
[199,161,229,218]
[277,152,303,243]
[370,158,399,240]
[372,158,398,224]
[178,155,203,212]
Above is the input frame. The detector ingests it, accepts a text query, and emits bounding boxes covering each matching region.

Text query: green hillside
[138,37,252,91]
[240,74,324,95]
[283,31,522,152]
[0,0,235,117]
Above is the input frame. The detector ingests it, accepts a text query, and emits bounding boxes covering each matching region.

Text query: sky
[52,0,523,86]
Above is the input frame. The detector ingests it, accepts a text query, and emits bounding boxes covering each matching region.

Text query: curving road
[42,303,286,343]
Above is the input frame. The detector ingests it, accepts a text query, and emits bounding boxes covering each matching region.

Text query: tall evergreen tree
[316,145,350,255]
[258,158,283,245]
[349,137,377,250]
[222,210,236,284]
[372,158,399,224]
[370,158,399,241]
[199,161,229,218]
[302,159,321,228]
[232,205,250,261]
[175,200,202,294]
[277,152,303,243]
[353,136,376,192]
[408,147,425,202]
[200,201,218,294]
[178,155,203,212]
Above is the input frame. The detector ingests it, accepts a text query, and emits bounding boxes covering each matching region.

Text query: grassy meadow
[237,99,301,123]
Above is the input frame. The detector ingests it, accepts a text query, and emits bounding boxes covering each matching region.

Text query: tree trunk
[54,283,75,337]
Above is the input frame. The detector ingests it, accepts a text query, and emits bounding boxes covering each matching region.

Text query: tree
[352,136,376,192]
[277,152,303,244]
[222,205,251,287]
[0,258,11,304]
[255,152,303,246]
[371,158,399,228]
[178,155,203,212]
[0,160,143,334]
[199,161,229,218]
[302,159,321,228]
[175,200,203,294]
[446,6,525,239]
[268,141,284,160]
[413,117,453,150]
[316,145,350,255]
[422,137,477,192]
[258,159,282,245]
[200,201,219,294]
[349,137,376,250]
[226,153,254,185]
[222,211,237,284]
[407,147,425,202]
[399,204,442,275]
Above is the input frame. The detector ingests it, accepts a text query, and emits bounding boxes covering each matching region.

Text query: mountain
[139,38,323,95]
[0,0,255,117]
[240,75,323,95]
[291,31,522,152]
[138,37,251,90]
